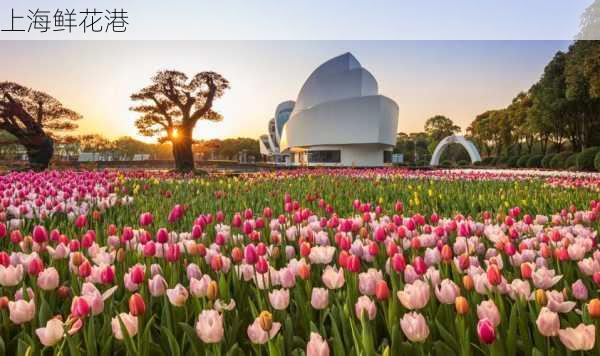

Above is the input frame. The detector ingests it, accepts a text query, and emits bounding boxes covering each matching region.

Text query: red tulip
[129,293,146,316]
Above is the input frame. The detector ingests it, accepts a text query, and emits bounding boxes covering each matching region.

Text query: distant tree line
[0,132,260,163]
[467,41,600,159]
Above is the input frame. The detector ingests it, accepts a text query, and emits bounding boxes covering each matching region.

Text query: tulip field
[1,168,600,356]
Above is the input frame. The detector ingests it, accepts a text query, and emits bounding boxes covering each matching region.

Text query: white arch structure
[430,135,481,166]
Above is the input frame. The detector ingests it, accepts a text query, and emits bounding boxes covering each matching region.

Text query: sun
[172,128,179,139]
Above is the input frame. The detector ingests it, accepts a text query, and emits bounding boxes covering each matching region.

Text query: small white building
[262,52,399,167]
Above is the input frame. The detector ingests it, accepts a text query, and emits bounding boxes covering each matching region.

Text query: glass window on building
[383,151,392,163]
[308,150,341,163]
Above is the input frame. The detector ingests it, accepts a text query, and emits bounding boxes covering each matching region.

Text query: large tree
[0,82,81,170]
[424,115,461,143]
[130,70,230,172]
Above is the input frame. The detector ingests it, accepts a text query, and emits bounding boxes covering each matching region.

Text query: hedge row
[477,146,600,171]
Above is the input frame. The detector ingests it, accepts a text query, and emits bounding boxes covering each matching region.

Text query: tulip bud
[455,296,469,315]
[57,286,71,299]
[486,265,501,286]
[78,261,91,278]
[477,319,496,344]
[0,296,8,309]
[441,245,453,262]
[520,263,532,279]
[298,264,310,280]
[207,281,218,301]
[211,255,224,272]
[28,257,44,276]
[463,275,474,291]
[258,311,273,332]
[535,289,547,306]
[71,296,90,318]
[588,298,600,319]
[231,247,243,263]
[375,280,390,300]
[129,293,146,316]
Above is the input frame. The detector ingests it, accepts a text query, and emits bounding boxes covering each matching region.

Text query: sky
[0,40,571,141]
[0,1,593,40]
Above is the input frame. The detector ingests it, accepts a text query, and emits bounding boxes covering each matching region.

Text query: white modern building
[260,52,399,166]
[259,101,295,164]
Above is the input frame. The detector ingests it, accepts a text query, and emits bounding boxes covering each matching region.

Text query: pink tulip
[36,318,64,346]
[397,280,430,310]
[195,310,224,343]
[0,264,23,287]
[477,300,501,327]
[306,332,330,356]
[434,279,460,304]
[247,317,281,344]
[148,274,167,297]
[358,268,383,296]
[536,307,559,337]
[71,296,90,318]
[111,313,138,340]
[190,275,211,298]
[8,299,35,324]
[477,318,496,344]
[322,266,345,290]
[558,323,596,351]
[354,296,377,320]
[268,288,290,310]
[400,312,429,343]
[546,290,576,313]
[166,284,189,307]
[139,212,153,226]
[531,267,562,289]
[37,267,59,290]
[32,225,48,244]
[311,288,329,310]
[571,279,588,301]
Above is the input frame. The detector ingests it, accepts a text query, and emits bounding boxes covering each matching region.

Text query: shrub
[541,153,556,168]
[516,155,531,168]
[496,156,509,166]
[507,156,520,167]
[457,160,470,166]
[526,154,544,168]
[549,151,572,169]
[565,153,580,169]
[440,160,452,167]
[596,151,600,172]
[576,146,600,171]
[481,156,495,166]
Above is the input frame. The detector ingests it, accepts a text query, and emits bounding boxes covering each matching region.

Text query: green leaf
[435,319,459,352]
[178,322,202,355]
[160,325,181,356]
[505,305,518,356]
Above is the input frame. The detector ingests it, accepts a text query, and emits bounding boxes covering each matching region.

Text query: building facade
[261,52,399,167]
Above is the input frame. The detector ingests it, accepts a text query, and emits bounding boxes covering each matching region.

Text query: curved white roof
[292,53,378,114]
[280,53,398,151]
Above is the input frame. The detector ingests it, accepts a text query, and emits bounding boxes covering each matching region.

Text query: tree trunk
[172,132,194,172]
[23,135,54,171]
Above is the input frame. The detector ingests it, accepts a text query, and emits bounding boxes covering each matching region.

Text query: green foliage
[456,160,470,166]
[516,155,531,168]
[595,150,600,171]
[468,40,600,155]
[576,146,600,171]
[526,154,544,168]
[549,151,572,169]
[507,156,520,167]
[565,153,580,169]
[541,153,557,168]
